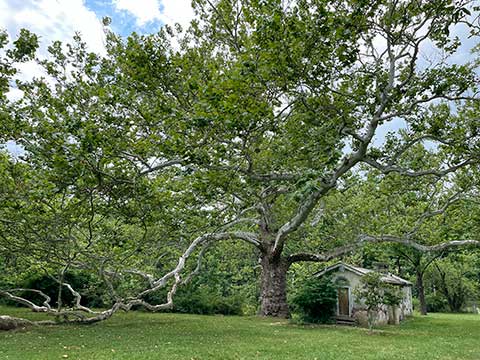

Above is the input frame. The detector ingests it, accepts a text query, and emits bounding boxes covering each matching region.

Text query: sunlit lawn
[0,306,479,359]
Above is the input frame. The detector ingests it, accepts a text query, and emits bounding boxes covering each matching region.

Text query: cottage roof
[315,262,412,286]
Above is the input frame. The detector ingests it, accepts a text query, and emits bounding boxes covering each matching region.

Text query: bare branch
[138,159,184,176]
[288,235,480,264]
[363,157,476,178]
[386,135,454,167]
[181,242,212,285]
[407,191,464,237]
[0,289,52,312]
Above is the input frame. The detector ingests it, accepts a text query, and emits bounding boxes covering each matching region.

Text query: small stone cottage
[315,262,413,325]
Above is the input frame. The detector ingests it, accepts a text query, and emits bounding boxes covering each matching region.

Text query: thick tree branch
[288,235,480,264]
[270,24,403,257]
[407,190,464,237]
[0,289,51,312]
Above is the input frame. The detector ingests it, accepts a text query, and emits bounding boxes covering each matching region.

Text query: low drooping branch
[0,315,56,330]
[0,289,52,312]
[136,231,259,298]
[0,229,260,325]
[181,242,212,285]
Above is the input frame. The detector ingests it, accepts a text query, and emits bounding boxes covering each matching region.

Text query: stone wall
[328,267,413,326]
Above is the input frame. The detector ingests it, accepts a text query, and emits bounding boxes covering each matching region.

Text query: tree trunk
[416,270,428,315]
[259,255,289,318]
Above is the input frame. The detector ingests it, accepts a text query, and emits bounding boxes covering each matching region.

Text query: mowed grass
[0,306,479,360]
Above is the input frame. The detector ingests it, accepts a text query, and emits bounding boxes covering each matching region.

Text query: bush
[290,276,337,323]
[141,281,248,316]
[14,272,107,308]
[425,293,449,313]
[172,285,244,315]
[412,297,420,311]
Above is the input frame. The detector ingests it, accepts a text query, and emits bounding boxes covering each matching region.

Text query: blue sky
[83,0,179,36]
[84,0,160,36]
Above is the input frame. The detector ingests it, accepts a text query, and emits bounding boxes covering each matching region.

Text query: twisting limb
[363,157,476,178]
[0,229,261,325]
[287,235,480,264]
[271,23,401,258]
[0,289,52,312]
[112,231,261,314]
[181,241,212,285]
[61,282,99,314]
[289,185,478,265]
[407,191,464,237]
[136,230,260,299]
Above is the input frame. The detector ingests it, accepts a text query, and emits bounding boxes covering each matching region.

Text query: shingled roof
[314,262,412,286]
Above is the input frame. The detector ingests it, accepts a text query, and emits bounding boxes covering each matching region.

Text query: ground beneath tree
[0,306,479,359]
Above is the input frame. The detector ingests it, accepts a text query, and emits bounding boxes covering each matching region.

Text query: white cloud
[1,0,107,92]
[114,0,162,26]
[158,0,194,29]
[113,0,194,29]
[1,0,106,55]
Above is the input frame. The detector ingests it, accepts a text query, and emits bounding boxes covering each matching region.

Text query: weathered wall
[328,267,413,326]
[400,285,413,317]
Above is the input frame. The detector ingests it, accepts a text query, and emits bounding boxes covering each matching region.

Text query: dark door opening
[338,288,349,316]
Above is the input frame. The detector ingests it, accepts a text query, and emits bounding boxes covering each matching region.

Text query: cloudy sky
[1,0,195,155]
[0,0,194,54]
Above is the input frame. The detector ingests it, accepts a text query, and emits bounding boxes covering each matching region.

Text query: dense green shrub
[15,272,107,308]
[290,276,337,323]
[425,293,449,313]
[173,285,244,315]
[412,297,420,311]
[143,283,245,315]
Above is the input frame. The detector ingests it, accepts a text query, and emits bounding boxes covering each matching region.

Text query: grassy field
[0,306,479,360]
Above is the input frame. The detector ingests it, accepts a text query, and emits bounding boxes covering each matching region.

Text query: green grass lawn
[0,306,479,360]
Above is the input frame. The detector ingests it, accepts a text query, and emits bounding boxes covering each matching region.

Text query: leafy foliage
[425,293,449,313]
[290,276,337,323]
[425,253,480,312]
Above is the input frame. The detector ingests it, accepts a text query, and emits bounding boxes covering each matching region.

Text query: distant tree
[393,249,443,315]
[426,253,480,312]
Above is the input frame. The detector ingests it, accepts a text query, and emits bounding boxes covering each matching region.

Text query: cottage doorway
[338,288,349,316]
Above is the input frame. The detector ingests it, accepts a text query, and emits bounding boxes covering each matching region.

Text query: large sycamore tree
[2,0,480,320]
